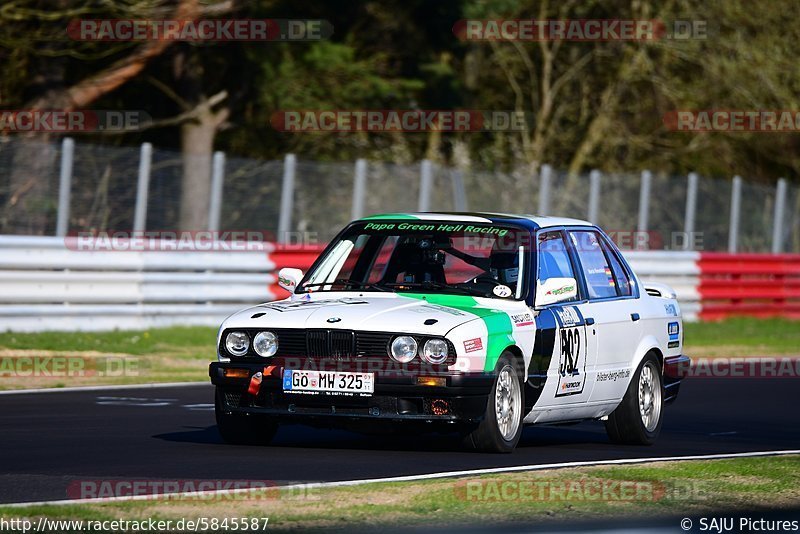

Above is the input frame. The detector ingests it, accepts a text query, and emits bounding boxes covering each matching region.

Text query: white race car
[210,213,690,452]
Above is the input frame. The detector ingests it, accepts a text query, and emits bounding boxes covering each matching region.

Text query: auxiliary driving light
[430,399,451,416]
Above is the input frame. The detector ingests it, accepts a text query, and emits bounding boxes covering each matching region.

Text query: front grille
[304,329,356,359]
[277,330,306,356]
[306,330,327,357]
[329,330,355,359]
[355,331,392,357]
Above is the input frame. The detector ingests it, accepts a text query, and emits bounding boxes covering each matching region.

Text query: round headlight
[422,339,449,364]
[225,331,249,356]
[390,336,418,363]
[253,331,278,357]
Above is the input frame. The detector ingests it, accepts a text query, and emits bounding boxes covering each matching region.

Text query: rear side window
[605,246,633,296]
[569,231,618,299]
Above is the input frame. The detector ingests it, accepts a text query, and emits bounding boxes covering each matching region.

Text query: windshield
[299,221,530,299]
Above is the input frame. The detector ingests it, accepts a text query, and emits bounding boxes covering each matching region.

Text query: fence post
[772,177,788,254]
[637,170,651,234]
[277,154,296,244]
[728,175,742,253]
[207,151,226,232]
[587,169,601,223]
[538,164,552,216]
[452,169,468,211]
[351,159,367,220]
[418,159,433,212]
[133,142,152,233]
[55,137,75,237]
[683,172,698,250]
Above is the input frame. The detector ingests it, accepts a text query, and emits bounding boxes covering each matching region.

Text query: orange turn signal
[223,368,250,379]
[416,376,446,387]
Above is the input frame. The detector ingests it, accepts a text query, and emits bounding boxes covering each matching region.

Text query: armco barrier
[698,253,800,320]
[0,235,276,332]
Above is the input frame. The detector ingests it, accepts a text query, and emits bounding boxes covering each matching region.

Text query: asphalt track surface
[1,376,799,504]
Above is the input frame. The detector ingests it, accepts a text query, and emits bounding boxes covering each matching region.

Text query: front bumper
[210,360,493,424]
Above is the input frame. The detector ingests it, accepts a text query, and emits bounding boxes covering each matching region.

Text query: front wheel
[215,387,278,445]
[605,353,664,445]
[463,352,525,453]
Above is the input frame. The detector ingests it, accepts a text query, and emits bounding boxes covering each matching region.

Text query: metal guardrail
[0,236,276,332]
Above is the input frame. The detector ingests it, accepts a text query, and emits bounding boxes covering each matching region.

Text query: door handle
[631,313,640,322]
[585,317,595,325]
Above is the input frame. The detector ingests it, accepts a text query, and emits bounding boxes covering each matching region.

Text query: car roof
[359,212,593,230]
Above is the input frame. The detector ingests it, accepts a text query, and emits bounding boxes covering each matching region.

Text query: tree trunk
[179,114,217,231]
[176,99,229,230]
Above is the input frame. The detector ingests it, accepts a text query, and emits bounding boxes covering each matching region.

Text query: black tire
[605,353,664,445]
[463,352,525,453]
[215,387,278,445]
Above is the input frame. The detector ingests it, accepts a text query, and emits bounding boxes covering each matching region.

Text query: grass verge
[1,456,798,532]
[0,327,215,390]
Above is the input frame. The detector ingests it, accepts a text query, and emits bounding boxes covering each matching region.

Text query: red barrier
[698,253,800,320]
[269,246,326,299]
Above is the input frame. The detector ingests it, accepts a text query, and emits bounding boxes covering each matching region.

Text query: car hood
[222,292,509,336]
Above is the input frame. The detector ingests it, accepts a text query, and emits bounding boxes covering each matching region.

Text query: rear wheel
[215,387,278,445]
[463,352,524,453]
[605,353,664,445]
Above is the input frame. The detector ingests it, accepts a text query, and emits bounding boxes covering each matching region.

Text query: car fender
[630,333,664,383]
[447,314,533,375]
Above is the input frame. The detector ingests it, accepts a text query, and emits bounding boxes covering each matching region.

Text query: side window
[569,231,618,299]
[537,231,578,302]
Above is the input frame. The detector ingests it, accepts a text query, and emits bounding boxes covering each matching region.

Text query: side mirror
[277,268,303,292]
[536,277,578,307]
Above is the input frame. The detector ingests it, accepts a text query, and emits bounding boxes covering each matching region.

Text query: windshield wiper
[383,281,489,297]
[300,278,389,292]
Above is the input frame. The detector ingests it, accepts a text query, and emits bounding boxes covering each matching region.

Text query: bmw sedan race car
[210,213,691,452]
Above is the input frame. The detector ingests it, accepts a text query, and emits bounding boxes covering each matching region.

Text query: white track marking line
[5,449,800,507]
[0,381,207,395]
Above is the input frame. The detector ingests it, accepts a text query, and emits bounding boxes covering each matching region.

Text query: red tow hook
[247,366,281,397]
[247,372,263,396]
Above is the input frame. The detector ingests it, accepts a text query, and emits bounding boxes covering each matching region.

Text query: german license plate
[282,370,374,396]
